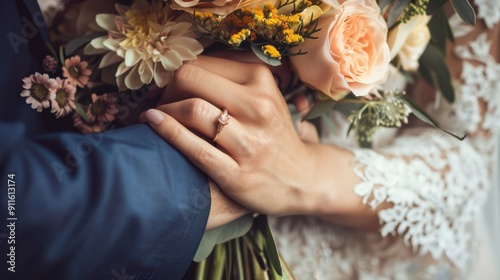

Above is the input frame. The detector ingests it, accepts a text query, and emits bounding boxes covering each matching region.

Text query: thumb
[296,121,319,143]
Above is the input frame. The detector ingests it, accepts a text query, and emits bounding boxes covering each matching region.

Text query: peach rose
[290,0,390,99]
[170,0,280,16]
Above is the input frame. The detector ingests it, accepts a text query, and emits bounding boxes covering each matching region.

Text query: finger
[186,55,255,85]
[156,99,247,152]
[293,93,313,117]
[143,109,239,182]
[187,55,284,88]
[296,121,319,143]
[167,64,250,114]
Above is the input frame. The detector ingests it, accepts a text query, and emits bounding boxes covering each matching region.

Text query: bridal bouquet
[21,0,475,278]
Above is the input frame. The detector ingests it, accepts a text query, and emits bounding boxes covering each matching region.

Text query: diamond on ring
[213,108,230,142]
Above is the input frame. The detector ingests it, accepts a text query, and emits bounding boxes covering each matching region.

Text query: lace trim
[475,0,500,28]
[351,130,488,271]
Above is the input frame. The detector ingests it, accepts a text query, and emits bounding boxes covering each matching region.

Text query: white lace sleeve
[349,11,500,273]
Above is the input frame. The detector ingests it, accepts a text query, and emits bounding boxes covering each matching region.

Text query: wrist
[206,180,250,230]
[288,143,346,216]
[273,143,330,216]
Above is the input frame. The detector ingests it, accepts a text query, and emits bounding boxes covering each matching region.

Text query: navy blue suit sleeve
[0,1,209,279]
[0,123,210,280]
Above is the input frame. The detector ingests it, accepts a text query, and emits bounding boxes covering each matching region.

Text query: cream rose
[387,14,431,72]
[290,0,390,99]
[170,0,280,16]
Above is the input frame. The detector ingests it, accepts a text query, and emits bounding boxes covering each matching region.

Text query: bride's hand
[141,55,321,216]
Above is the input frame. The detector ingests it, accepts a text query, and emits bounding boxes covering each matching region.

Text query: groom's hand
[206,179,249,230]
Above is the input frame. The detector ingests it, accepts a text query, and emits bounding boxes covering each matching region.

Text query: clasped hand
[141,55,321,218]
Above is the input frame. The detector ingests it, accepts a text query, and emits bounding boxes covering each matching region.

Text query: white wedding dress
[270,5,500,280]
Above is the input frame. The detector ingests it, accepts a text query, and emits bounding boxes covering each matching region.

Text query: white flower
[387,14,431,72]
[86,0,203,90]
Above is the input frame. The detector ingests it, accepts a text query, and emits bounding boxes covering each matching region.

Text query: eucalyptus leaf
[445,16,455,43]
[418,44,455,103]
[193,215,253,262]
[251,44,282,66]
[428,7,448,55]
[402,98,466,140]
[304,99,337,120]
[378,0,393,10]
[387,0,411,27]
[426,0,447,14]
[66,32,106,56]
[288,104,301,133]
[332,100,365,116]
[73,101,89,122]
[451,0,476,25]
[418,63,433,86]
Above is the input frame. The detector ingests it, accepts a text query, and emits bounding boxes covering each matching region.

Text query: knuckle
[163,124,182,142]
[253,97,278,120]
[173,64,196,84]
[191,143,213,165]
[238,134,258,158]
[186,98,211,122]
[251,64,273,80]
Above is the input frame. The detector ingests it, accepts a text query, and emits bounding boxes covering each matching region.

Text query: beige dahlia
[86,0,203,90]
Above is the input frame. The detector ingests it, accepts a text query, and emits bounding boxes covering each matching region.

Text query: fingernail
[145,109,164,126]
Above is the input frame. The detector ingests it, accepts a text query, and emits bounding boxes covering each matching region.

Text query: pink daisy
[20,72,57,112]
[62,55,92,88]
[73,112,104,134]
[87,93,119,123]
[73,93,118,134]
[51,78,76,118]
[42,55,58,72]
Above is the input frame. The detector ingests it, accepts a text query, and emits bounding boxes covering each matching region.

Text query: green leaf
[418,44,455,103]
[243,234,268,271]
[304,98,337,120]
[387,0,411,27]
[332,100,365,116]
[426,0,447,14]
[445,16,455,43]
[255,215,282,277]
[378,0,393,10]
[251,44,282,66]
[288,104,301,133]
[73,101,89,122]
[59,46,65,65]
[402,98,466,140]
[451,0,476,25]
[428,7,448,55]
[65,32,105,56]
[45,43,59,64]
[193,215,253,262]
